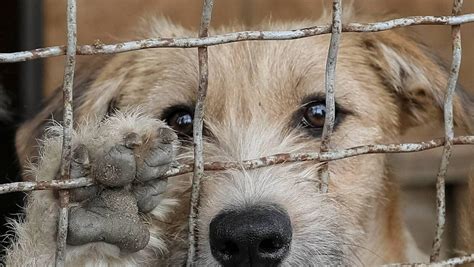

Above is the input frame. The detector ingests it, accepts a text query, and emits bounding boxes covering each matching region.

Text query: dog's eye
[302,102,326,128]
[163,108,194,137]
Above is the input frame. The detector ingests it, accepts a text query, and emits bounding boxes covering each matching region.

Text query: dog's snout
[209,205,292,266]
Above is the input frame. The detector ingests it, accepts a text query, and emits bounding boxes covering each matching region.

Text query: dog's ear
[362,31,474,134]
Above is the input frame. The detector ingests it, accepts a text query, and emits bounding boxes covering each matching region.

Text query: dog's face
[110,25,398,265]
[18,18,473,266]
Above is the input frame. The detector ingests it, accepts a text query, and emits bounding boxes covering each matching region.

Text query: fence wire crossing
[0,0,473,266]
[187,0,214,264]
[54,0,77,265]
[431,0,464,262]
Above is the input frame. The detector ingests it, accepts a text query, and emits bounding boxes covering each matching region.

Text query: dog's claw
[94,144,137,187]
[157,127,177,144]
[136,128,177,183]
[133,178,168,213]
[70,144,98,202]
[124,132,142,149]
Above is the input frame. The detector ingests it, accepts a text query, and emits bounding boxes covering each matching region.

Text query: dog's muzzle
[209,204,292,266]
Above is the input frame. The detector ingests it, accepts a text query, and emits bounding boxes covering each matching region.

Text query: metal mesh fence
[0,0,474,266]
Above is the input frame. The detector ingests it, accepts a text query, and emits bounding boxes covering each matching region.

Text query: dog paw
[64,114,178,252]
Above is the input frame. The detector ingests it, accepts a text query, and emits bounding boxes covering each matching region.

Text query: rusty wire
[319,0,342,193]
[1,14,474,63]
[430,0,464,262]
[385,253,474,267]
[54,0,77,266]
[186,0,215,265]
[0,136,471,195]
[0,0,473,265]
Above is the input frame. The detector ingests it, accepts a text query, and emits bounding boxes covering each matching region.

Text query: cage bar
[186,0,215,265]
[2,15,474,63]
[319,0,342,193]
[54,0,77,265]
[430,0,463,262]
[0,136,472,194]
[384,253,474,267]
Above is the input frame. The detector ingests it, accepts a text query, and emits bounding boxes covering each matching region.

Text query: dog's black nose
[209,205,292,266]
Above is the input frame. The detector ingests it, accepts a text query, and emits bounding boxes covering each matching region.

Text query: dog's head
[17,17,474,265]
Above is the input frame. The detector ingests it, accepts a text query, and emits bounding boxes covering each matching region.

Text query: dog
[5,13,474,266]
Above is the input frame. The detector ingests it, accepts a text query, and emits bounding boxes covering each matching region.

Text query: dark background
[0,0,43,254]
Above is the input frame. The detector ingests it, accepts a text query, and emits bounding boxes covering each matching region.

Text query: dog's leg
[4,110,178,266]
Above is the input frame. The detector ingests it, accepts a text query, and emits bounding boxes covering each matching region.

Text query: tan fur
[6,14,474,266]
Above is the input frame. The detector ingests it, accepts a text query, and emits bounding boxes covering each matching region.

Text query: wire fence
[0,0,473,266]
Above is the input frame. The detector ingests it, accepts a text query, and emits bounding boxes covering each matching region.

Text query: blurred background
[0,0,473,259]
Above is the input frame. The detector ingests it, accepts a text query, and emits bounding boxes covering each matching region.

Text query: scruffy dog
[5,14,474,266]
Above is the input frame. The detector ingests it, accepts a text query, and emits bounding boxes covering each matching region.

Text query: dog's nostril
[259,238,283,254]
[209,204,292,266]
[220,241,239,257]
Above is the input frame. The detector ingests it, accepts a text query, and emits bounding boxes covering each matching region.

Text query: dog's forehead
[206,38,374,104]
[119,34,394,125]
